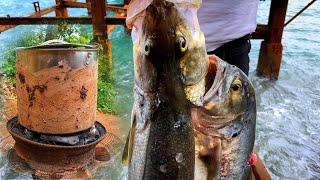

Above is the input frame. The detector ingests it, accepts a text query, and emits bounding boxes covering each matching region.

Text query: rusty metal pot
[15,40,98,134]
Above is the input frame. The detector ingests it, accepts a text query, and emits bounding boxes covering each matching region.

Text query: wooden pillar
[55,0,68,17]
[33,2,41,17]
[123,0,131,34]
[91,0,112,67]
[257,0,288,79]
[86,0,92,15]
[251,152,272,180]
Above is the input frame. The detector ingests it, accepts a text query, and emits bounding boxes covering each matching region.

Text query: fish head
[192,55,256,137]
[132,1,178,93]
[132,0,208,102]
[176,7,208,106]
[202,56,255,118]
[193,56,256,179]
[125,2,199,178]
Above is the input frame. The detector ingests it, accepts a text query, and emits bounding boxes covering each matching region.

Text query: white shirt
[198,0,258,51]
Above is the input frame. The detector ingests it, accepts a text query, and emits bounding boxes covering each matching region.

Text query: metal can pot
[16,40,98,134]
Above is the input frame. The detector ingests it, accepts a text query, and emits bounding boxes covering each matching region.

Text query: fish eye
[144,44,150,56]
[231,79,242,92]
[178,36,188,52]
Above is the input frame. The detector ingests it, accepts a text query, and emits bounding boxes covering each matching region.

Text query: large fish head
[125,1,198,178]
[175,4,209,106]
[201,56,255,119]
[132,0,208,102]
[193,56,256,179]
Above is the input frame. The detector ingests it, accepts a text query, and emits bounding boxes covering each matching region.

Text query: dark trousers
[207,34,252,75]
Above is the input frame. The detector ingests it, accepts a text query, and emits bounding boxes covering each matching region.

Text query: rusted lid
[16,39,98,51]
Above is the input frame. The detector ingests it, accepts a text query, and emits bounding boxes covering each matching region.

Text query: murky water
[1,0,319,179]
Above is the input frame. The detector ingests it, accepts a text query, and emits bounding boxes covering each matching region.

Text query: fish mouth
[181,70,207,86]
[199,114,243,129]
[184,78,206,106]
[182,57,209,106]
[197,112,243,130]
[193,108,244,138]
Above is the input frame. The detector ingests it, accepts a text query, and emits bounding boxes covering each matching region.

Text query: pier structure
[0,0,317,79]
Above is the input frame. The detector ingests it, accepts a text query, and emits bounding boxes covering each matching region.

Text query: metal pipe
[284,0,317,27]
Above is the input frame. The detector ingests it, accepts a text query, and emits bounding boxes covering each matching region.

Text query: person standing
[198,0,259,75]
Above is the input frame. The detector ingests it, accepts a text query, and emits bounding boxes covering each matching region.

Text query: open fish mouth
[199,113,244,129]
[193,108,244,135]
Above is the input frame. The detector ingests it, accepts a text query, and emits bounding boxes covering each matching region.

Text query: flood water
[0,0,320,179]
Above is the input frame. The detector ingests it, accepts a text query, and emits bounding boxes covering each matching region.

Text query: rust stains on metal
[16,53,98,134]
[18,73,25,84]
[34,85,47,93]
[80,86,88,100]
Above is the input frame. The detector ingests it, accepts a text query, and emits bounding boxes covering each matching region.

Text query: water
[1,0,320,179]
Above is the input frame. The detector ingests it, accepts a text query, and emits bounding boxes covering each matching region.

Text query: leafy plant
[97,47,116,113]
[1,30,46,78]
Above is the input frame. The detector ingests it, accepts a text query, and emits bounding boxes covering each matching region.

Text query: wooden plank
[0,17,126,25]
[252,24,269,40]
[0,5,57,33]
[252,153,272,180]
[63,1,127,11]
[64,1,88,8]
[31,5,58,16]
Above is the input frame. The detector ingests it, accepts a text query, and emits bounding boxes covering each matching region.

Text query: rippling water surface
[0,0,319,179]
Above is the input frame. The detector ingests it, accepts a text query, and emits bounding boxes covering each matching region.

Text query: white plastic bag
[127,0,203,44]
[126,0,202,29]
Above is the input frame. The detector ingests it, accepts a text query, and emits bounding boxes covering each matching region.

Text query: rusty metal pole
[257,0,288,79]
[91,0,112,67]
[55,0,68,17]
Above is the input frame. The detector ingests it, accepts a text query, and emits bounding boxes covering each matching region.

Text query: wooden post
[33,1,41,17]
[86,0,92,15]
[91,0,107,39]
[55,0,68,17]
[257,0,288,79]
[91,0,112,67]
[251,152,272,180]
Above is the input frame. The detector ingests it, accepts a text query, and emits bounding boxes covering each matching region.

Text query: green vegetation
[97,44,116,113]
[0,24,116,113]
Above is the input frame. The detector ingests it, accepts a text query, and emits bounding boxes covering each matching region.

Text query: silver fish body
[193,56,256,180]
[123,1,209,179]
